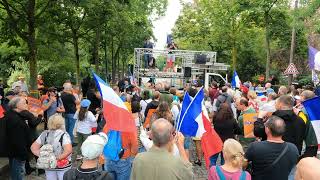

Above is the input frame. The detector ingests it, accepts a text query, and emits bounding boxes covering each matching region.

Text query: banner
[27,97,43,115]
[243,113,258,138]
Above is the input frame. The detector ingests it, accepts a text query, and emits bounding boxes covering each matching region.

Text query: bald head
[265,116,286,137]
[151,118,174,147]
[265,83,272,89]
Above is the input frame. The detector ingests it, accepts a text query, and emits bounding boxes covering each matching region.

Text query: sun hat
[80,99,91,108]
[81,133,108,160]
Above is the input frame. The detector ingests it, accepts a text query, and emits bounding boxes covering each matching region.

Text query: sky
[152,0,193,50]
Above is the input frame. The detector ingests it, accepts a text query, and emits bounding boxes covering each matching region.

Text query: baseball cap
[81,133,108,160]
[80,99,91,108]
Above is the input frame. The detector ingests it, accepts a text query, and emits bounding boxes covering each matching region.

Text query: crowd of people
[1,75,320,180]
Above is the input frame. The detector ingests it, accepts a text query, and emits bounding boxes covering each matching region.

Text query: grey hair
[8,96,23,109]
[268,92,278,100]
[276,95,294,109]
[278,86,288,95]
[151,118,173,147]
[265,116,286,137]
[300,90,315,101]
[63,83,73,92]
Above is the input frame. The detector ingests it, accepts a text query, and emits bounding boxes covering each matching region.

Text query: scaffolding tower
[134,48,230,85]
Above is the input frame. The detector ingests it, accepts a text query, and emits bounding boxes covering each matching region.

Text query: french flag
[177,88,223,168]
[177,88,206,137]
[231,70,241,89]
[93,73,136,132]
[303,96,320,148]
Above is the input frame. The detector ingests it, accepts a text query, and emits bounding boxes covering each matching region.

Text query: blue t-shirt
[44,98,64,119]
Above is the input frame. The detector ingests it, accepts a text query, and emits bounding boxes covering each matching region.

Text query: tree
[0,0,52,91]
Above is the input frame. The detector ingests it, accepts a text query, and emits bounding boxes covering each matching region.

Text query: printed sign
[243,113,258,138]
[284,63,299,75]
[27,97,43,116]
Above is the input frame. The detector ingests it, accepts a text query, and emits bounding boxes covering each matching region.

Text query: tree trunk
[232,45,236,71]
[117,49,120,80]
[122,56,125,79]
[94,25,101,72]
[265,13,271,80]
[104,27,108,80]
[111,37,115,83]
[27,0,37,91]
[288,0,298,86]
[72,31,80,85]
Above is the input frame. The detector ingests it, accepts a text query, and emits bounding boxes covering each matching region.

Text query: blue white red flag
[176,91,192,130]
[177,88,223,168]
[93,73,136,132]
[178,88,206,138]
[308,46,320,71]
[231,71,241,89]
[303,96,320,147]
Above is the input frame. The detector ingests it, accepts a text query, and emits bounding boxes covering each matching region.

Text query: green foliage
[0,0,168,87]
[297,74,313,86]
[7,58,30,87]
[41,60,77,87]
[172,0,317,82]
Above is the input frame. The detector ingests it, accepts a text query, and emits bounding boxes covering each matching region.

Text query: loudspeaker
[195,54,207,64]
[177,67,182,73]
[184,67,191,77]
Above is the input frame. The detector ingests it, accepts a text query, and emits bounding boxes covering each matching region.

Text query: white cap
[81,133,108,160]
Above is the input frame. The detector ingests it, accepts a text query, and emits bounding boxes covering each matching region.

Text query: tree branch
[266,0,278,13]
[0,0,28,40]
[1,0,24,18]
[35,0,50,18]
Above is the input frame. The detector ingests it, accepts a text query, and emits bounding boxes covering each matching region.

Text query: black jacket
[254,110,306,154]
[214,118,241,142]
[19,110,42,142]
[144,100,159,118]
[5,110,31,160]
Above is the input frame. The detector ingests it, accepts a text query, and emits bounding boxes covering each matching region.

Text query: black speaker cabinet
[184,67,191,77]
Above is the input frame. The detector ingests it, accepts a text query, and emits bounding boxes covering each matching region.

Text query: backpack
[36,131,65,169]
[216,166,246,180]
[0,112,8,157]
[103,130,124,161]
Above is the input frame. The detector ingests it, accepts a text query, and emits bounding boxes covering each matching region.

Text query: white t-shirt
[171,103,180,122]
[74,111,97,134]
[140,99,152,116]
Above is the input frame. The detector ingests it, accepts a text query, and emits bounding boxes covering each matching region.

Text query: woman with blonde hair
[247,91,259,112]
[208,139,251,180]
[31,114,72,180]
